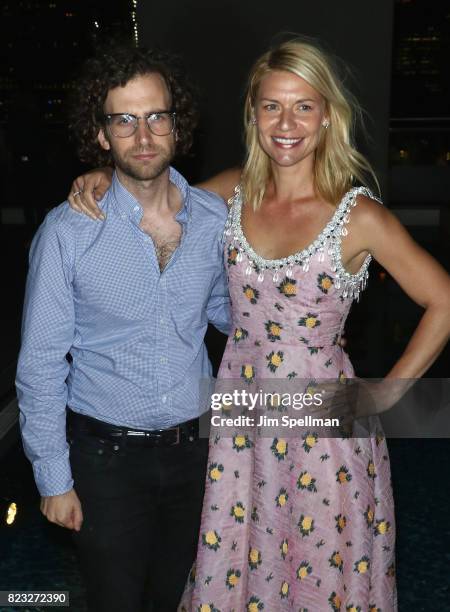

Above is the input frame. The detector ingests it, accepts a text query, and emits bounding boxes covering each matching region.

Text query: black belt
[67,409,199,447]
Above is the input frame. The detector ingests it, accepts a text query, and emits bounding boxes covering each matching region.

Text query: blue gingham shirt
[16,168,230,496]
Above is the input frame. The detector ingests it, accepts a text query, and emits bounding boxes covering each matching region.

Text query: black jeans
[69,427,208,612]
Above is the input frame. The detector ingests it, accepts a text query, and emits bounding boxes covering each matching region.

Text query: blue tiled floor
[1,439,450,611]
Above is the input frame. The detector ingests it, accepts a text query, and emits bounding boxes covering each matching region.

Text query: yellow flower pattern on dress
[202,530,221,551]
[208,463,224,483]
[367,460,377,479]
[364,505,375,527]
[233,327,249,343]
[328,591,342,612]
[329,550,344,572]
[246,596,264,611]
[277,277,297,297]
[302,431,319,452]
[270,437,288,461]
[375,432,385,446]
[230,501,246,523]
[279,580,290,599]
[296,561,313,580]
[241,364,255,384]
[354,555,370,574]
[232,434,253,452]
[296,471,317,492]
[298,514,315,537]
[227,245,239,266]
[336,465,352,484]
[275,487,288,507]
[386,562,396,577]
[264,320,283,342]
[317,272,334,294]
[298,312,321,328]
[197,605,220,612]
[374,519,391,536]
[305,379,318,396]
[243,284,259,304]
[179,188,396,612]
[335,513,347,533]
[248,547,262,570]
[266,350,284,372]
[225,568,241,589]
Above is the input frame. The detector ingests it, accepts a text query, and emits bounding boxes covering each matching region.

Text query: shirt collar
[110,166,191,224]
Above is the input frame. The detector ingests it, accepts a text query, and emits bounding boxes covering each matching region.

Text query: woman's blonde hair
[242,38,380,209]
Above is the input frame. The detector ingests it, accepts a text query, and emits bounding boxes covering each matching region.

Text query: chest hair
[140,219,182,272]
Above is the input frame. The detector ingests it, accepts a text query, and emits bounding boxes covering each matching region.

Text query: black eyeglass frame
[103,110,177,137]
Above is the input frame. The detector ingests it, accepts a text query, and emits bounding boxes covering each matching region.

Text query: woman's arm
[195,167,241,202]
[348,196,450,379]
[317,198,450,423]
[67,166,242,219]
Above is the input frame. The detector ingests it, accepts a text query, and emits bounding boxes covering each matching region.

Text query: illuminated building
[392,0,450,117]
[0,1,135,125]
[390,0,450,167]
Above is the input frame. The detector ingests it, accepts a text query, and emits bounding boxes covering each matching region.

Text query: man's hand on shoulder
[68,167,113,220]
[40,488,83,531]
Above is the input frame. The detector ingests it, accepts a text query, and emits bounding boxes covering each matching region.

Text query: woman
[68,40,450,611]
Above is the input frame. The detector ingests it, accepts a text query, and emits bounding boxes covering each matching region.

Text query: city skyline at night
[392,0,450,118]
[0,1,135,125]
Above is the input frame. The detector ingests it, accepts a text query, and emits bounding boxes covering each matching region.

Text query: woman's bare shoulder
[195,167,241,202]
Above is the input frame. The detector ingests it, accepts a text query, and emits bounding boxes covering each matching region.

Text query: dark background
[139,0,393,193]
[0,1,449,610]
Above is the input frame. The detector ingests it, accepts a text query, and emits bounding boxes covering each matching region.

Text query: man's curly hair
[69,45,198,167]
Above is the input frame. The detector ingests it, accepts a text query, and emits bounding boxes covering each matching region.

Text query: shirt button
[120,213,126,220]
[161,395,167,403]
[160,356,167,364]
[160,317,165,324]
[133,205,139,212]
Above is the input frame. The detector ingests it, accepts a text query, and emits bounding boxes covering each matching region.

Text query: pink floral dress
[179,187,397,612]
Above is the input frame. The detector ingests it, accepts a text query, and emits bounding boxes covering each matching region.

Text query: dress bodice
[220,186,381,380]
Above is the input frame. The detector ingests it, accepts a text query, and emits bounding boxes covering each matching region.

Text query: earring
[251,115,257,125]
[322,120,329,129]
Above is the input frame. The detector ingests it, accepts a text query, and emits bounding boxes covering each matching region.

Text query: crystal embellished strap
[328,187,382,301]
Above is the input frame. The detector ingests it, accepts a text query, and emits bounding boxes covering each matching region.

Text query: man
[16,46,230,612]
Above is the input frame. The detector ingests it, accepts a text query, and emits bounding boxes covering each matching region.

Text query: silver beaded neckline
[223,185,381,301]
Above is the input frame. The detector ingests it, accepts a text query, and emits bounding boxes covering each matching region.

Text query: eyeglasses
[104,111,176,138]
